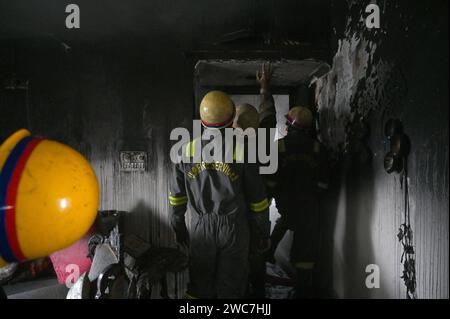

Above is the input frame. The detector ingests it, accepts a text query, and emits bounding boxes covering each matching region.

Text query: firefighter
[233,101,266,298]
[246,63,279,298]
[255,64,329,297]
[168,90,270,299]
[266,105,329,298]
[228,63,278,298]
[255,65,284,266]
[233,103,259,133]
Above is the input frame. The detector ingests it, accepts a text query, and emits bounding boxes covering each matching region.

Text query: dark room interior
[0,0,448,301]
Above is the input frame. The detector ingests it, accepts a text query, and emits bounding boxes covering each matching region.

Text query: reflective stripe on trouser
[188,213,249,298]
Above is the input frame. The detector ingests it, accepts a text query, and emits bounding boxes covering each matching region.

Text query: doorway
[193,58,330,272]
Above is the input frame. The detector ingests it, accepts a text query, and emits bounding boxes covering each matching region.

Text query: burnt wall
[0,0,331,297]
[315,0,448,298]
[0,0,447,299]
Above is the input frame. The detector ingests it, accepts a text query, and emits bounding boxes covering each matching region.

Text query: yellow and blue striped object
[0,129,99,267]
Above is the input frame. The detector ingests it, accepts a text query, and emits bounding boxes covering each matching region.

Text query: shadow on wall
[125,200,175,246]
[317,126,388,298]
[315,158,341,298]
[341,150,376,298]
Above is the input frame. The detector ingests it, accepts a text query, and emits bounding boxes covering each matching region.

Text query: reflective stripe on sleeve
[249,198,269,213]
[233,142,244,162]
[185,139,197,158]
[169,194,188,206]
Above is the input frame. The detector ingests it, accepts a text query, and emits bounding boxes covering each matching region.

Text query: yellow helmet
[286,106,314,130]
[0,129,99,267]
[200,91,235,129]
[233,103,259,131]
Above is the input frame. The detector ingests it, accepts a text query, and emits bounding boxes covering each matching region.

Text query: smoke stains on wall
[0,39,195,297]
[0,0,447,299]
[0,0,333,297]
[315,0,448,298]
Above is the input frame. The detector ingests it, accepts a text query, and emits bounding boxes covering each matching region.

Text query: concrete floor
[2,277,68,299]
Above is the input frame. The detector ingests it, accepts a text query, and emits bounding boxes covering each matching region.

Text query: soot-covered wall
[0,0,331,297]
[0,0,447,299]
[315,1,448,298]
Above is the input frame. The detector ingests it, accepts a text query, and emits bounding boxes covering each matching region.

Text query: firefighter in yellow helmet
[199,90,235,129]
[254,63,329,298]
[265,103,329,298]
[0,129,99,268]
[232,100,270,298]
[169,90,270,298]
[233,103,259,132]
[285,107,314,130]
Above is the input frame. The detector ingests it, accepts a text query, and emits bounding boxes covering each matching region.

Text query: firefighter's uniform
[169,92,270,299]
[261,101,329,298]
[276,131,328,265]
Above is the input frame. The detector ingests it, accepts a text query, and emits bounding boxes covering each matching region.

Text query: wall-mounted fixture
[4,74,29,91]
[119,151,147,172]
[383,119,410,174]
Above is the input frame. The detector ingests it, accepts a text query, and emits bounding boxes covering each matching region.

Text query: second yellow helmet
[233,103,259,131]
[286,106,314,130]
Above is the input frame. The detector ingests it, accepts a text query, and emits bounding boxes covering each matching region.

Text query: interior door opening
[193,58,330,274]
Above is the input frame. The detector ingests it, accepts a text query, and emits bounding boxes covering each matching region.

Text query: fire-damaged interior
[0,0,448,299]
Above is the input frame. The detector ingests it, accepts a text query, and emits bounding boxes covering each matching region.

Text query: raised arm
[257,62,277,129]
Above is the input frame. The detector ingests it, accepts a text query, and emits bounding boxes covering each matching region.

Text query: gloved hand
[173,222,189,248]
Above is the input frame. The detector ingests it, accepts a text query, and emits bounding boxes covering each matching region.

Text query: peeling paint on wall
[314,30,396,153]
[316,0,448,299]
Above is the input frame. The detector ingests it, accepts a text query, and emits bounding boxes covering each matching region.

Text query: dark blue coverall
[169,129,270,299]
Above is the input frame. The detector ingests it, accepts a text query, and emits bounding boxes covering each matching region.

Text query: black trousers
[276,196,320,263]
